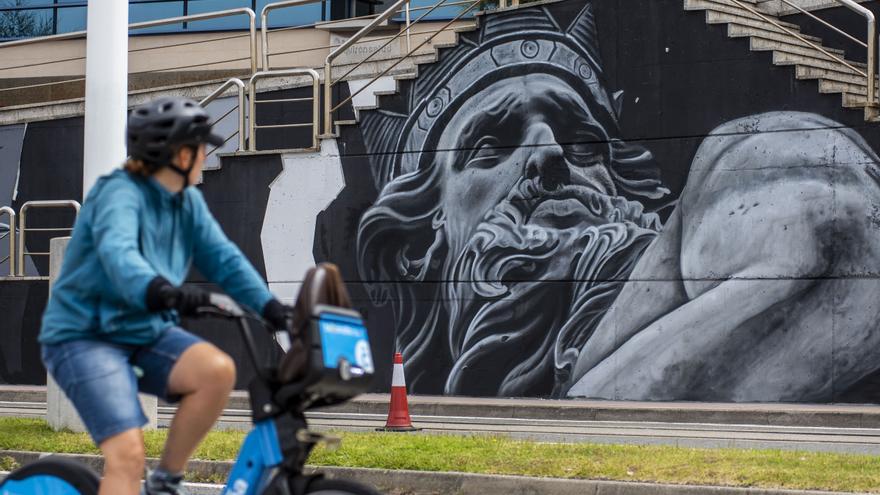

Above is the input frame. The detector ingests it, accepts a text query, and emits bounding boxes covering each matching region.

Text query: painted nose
[524,124,569,191]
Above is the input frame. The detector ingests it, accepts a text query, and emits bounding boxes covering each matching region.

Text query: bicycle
[0,264,381,495]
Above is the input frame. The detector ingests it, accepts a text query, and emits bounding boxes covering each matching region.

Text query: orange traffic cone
[377,352,420,432]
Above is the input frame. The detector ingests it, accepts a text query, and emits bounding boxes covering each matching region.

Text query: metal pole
[312,74,320,149]
[249,77,258,151]
[248,10,258,73]
[82,0,129,198]
[239,84,248,152]
[405,1,411,52]
[324,61,333,136]
[17,207,25,277]
[0,207,15,277]
[261,7,271,71]
[868,16,877,106]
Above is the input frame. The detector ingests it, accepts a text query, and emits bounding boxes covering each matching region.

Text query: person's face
[173,143,206,185]
[435,73,616,254]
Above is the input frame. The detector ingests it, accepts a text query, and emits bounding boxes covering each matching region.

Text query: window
[0,0,334,39]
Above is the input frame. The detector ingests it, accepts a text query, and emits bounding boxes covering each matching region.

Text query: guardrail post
[0,206,15,277]
[46,237,158,432]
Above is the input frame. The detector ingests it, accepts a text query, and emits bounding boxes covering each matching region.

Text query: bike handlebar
[194,292,291,383]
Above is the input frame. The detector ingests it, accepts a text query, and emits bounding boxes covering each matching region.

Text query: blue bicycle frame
[222,419,284,495]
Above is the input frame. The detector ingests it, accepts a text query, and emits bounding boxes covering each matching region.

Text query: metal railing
[248,69,321,151]
[261,0,324,71]
[0,7,259,94]
[323,0,481,135]
[727,0,876,107]
[0,207,15,277]
[17,200,81,277]
[200,78,248,154]
[261,0,412,72]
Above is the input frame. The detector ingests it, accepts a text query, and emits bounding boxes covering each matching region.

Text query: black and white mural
[322,1,880,401]
[5,0,880,402]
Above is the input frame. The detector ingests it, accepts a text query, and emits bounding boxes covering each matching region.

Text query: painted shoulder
[690,112,879,174]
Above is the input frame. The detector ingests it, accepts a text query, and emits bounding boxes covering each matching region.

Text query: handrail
[0,206,15,277]
[323,0,480,134]
[261,0,421,72]
[331,0,460,85]
[727,0,876,107]
[17,200,81,277]
[0,8,259,73]
[324,0,410,135]
[200,78,247,152]
[248,69,321,151]
[261,0,323,72]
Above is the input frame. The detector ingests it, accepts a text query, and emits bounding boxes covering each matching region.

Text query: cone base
[376,426,421,432]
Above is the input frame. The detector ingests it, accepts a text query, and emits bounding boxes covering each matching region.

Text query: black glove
[146,276,210,316]
[262,299,295,333]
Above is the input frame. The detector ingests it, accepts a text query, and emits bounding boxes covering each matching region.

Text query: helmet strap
[167,145,196,189]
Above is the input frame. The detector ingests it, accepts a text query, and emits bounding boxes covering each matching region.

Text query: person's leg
[42,340,148,495]
[98,428,145,495]
[134,327,235,475]
[160,341,235,471]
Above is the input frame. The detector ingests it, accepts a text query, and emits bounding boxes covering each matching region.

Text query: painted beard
[442,176,662,397]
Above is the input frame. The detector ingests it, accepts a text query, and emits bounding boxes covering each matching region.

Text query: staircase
[684,0,880,121]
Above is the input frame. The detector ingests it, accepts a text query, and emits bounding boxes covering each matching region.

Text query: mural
[5,0,880,402]
[340,2,880,401]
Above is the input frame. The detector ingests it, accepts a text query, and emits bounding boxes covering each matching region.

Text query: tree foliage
[0,0,53,39]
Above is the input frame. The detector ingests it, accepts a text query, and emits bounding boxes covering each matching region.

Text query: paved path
[3,386,880,454]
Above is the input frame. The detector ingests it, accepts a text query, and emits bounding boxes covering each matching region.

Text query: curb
[0,451,866,495]
[4,386,880,428]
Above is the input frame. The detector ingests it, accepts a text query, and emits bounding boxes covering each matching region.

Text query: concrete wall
[4,0,880,403]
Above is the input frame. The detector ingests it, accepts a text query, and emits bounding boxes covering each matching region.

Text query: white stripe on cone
[391,362,406,387]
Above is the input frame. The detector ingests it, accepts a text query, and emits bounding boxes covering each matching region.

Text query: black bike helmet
[126,96,224,168]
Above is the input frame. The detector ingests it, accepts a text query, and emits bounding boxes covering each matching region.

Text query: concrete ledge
[0,451,862,495]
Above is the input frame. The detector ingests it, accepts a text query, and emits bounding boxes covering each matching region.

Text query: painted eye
[464,136,502,170]
[564,141,607,167]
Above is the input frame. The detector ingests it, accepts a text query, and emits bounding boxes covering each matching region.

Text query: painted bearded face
[357,71,665,397]
[435,73,618,256]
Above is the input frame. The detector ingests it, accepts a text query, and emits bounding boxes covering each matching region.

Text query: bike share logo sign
[320,319,374,374]
[227,479,248,495]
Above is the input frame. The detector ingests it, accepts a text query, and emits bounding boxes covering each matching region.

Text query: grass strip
[0,417,878,492]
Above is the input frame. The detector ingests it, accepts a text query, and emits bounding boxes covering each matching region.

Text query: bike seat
[277,263,353,383]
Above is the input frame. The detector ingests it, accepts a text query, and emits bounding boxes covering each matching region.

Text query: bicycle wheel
[305,477,382,495]
[0,456,99,495]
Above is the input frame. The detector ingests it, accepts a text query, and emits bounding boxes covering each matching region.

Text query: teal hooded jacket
[39,169,275,345]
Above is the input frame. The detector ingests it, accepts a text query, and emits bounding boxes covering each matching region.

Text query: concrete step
[749,35,845,59]
[706,6,801,32]
[727,21,824,44]
[705,8,802,32]
[842,92,870,108]
[772,49,865,74]
[795,64,875,87]
[685,0,771,15]
[763,0,873,16]
[818,77,868,96]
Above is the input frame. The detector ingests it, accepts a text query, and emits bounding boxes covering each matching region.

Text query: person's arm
[91,179,159,310]
[189,189,275,315]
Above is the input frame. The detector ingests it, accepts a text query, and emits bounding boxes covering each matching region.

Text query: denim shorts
[41,327,204,445]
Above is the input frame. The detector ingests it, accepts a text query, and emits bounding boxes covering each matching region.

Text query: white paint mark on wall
[347,77,397,110]
[261,139,345,304]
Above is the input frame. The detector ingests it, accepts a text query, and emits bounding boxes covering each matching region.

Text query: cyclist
[39,96,294,495]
